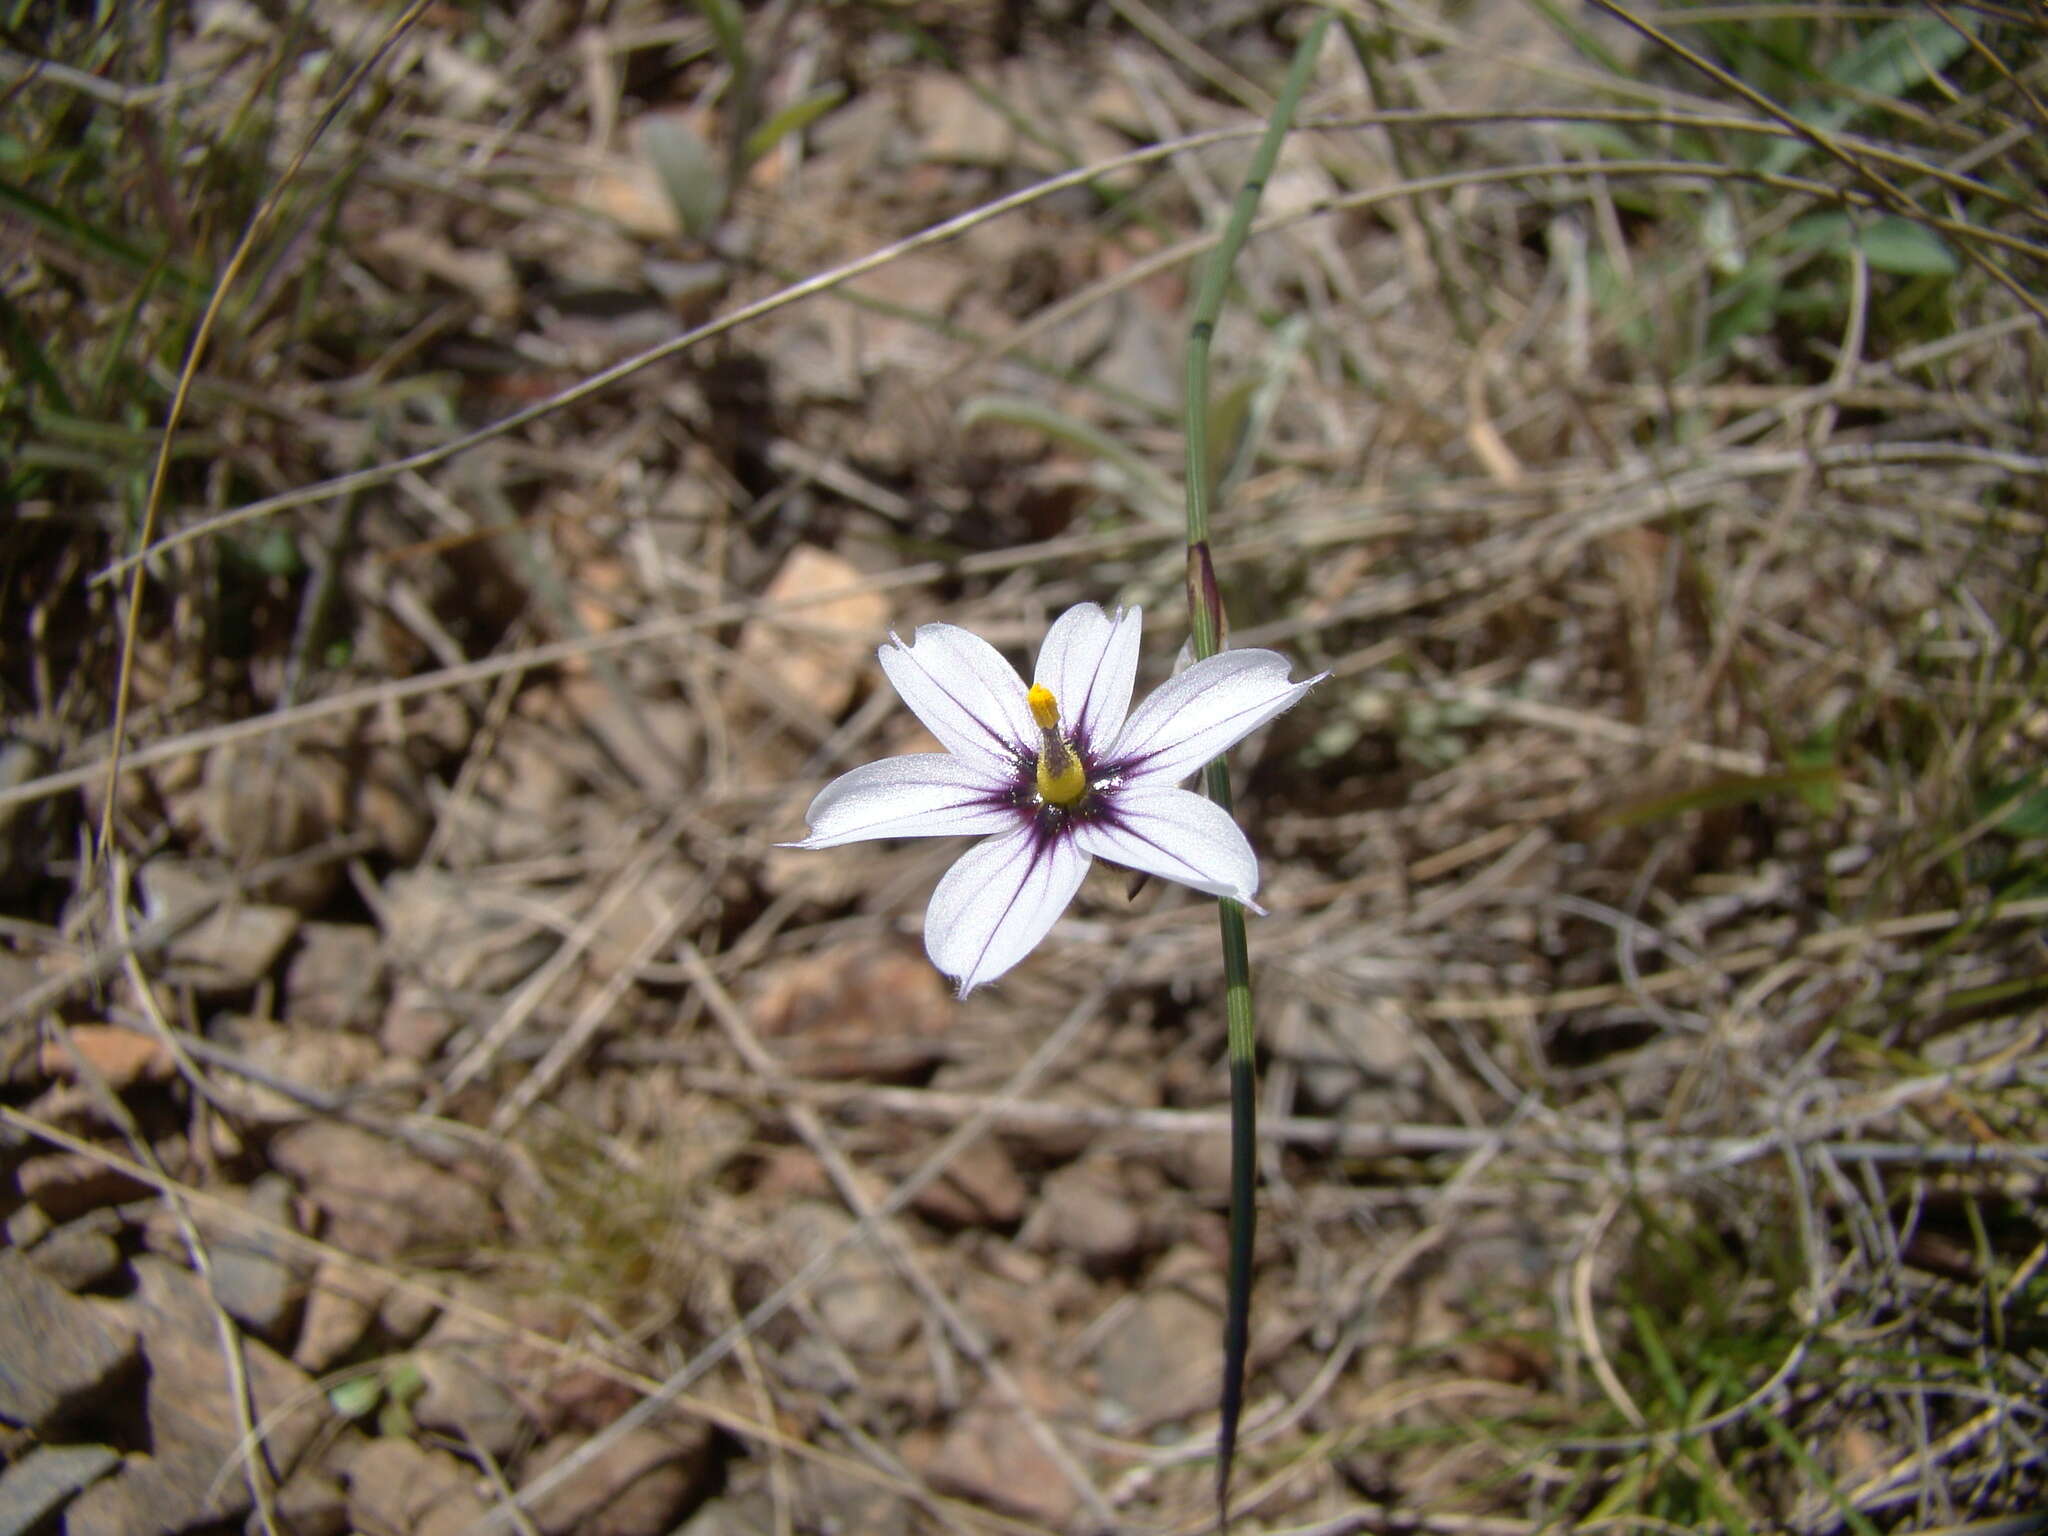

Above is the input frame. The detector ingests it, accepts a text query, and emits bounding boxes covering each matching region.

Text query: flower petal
[789,755,1019,848]
[924,822,1090,996]
[1106,649,1322,786]
[879,622,1036,765]
[1073,786,1260,903]
[1032,603,1142,756]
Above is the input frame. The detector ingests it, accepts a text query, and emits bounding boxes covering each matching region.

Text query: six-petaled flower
[788,603,1323,995]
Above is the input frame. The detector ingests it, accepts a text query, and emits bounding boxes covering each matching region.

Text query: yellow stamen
[1028,685,1088,806]
[1027,684,1060,731]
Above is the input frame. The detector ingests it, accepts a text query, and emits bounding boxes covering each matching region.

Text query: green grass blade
[959,394,1181,523]
[1179,13,1331,1526]
[0,178,203,297]
[0,286,74,415]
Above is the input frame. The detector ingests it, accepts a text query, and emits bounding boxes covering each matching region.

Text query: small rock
[3,1202,49,1247]
[409,1293,528,1459]
[339,744,432,865]
[269,1121,497,1263]
[197,743,343,910]
[1093,1286,1216,1427]
[15,1151,153,1223]
[379,982,462,1062]
[208,1173,305,1346]
[0,1021,38,1091]
[142,860,302,992]
[924,1375,1081,1528]
[734,546,891,719]
[0,1443,120,1535]
[17,1080,113,1134]
[1024,1159,1152,1272]
[379,1280,442,1344]
[436,720,576,865]
[556,677,694,801]
[261,1468,350,1536]
[751,942,956,1080]
[790,1456,914,1536]
[64,1256,326,1536]
[345,1435,492,1536]
[907,68,1061,172]
[524,1425,714,1536]
[912,1138,1028,1229]
[284,923,386,1029]
[0,1252,138,1432]
[294,1264,386,1373]
[676,1492,779,1536]
[36,1024,172,1089]
[205,1015,388,1122]
[24,1217,124,1292]
[764,1202,917,1358]
[536,1365,639,1438]
[380,869,554,995]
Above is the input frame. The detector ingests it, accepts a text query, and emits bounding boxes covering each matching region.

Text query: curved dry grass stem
[94,0,435,871]
[90,103,2039,587]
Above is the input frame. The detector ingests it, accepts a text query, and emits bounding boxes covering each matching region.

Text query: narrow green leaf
[1785,212,1957,276]
[1858,218,1958,276]
[1181,18,1332,1529]
[959,394,1180,522]
[697,0,747,71]
[0,178,203,295]
[1602,765,1844,829]
[1986,775,2048,838]
[0,287,74,413]
[1759,12,1975,176]
[1524,0,1630,75]
[742,82,847,167]
[1827,11,1974,100]
[641,115,726,239]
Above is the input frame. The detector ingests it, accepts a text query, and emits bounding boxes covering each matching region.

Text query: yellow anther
[1027,685,1088,806]
[1027,684,1061,732]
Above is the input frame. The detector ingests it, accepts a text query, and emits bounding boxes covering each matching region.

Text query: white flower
[789,602,1323,995]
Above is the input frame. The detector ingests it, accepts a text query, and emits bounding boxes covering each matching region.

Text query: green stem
[1180,13,1331,1529]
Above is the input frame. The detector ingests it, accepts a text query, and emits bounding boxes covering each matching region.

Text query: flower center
[1027,684,1088,807]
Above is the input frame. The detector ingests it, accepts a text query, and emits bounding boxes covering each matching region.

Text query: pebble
[912,1138,1028,1229]
[0,1251,138,1432]
[409,1292,528,1459]
[207,1172,304,1345]
[0,1443,120,1536]
[1023,1159,1153,1272]
[1092,1285,1216,1427]
[924,1374,1081,1528]
[293,1263,385,1373]
[64,1256,324,1535]
[15,1151,153,1222]
[23,1216,125,1292]
[142,859,302,991]
[35,1024,172,1090]
[523,1425,714,1536]
[283,922,386,1029]
[344,1435,492,1536]
[268,1120,496,1263]
[765,1202,917,1357]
